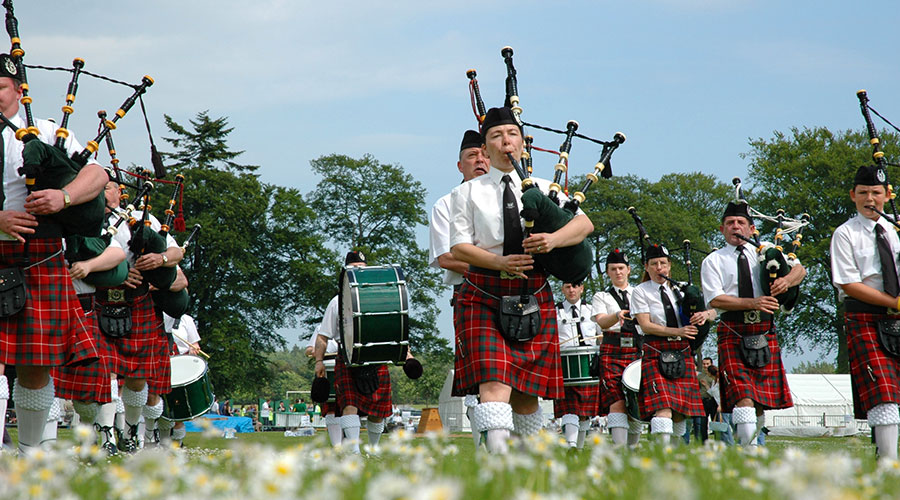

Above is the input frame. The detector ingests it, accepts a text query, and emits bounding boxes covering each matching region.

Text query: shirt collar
[489,166,522,186]
[856,212,879,232]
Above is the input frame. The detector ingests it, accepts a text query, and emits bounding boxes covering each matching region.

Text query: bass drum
[621,359,642,421]
[338,264,410,367]
[161,355,215,422]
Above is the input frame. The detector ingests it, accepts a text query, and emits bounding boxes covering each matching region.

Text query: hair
[640,256,670,282]
[707,365,718,377]
[703,357,713,362]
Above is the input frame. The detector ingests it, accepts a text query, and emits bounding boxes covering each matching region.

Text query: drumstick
[557,334,604,346]
[171,331,209,359]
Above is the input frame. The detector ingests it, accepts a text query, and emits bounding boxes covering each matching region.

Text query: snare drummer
[631,244,710,445]
[554,281,599,449]
[157,312,200,447]
[449,107,594,454]
[591,248,644,446]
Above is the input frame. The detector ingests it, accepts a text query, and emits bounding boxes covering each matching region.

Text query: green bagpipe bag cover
[152,289,189,318]
[21,140,105,237]
[520,188,593,284]
[128,224,177,290]
[64,234,129,287]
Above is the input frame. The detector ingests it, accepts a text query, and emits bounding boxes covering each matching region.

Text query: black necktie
[571,305,586,346]
[876,224,900,296]
[620,289,629,308]
[737,246,753,298]
[660,285,679,328]
[501,175,524,255]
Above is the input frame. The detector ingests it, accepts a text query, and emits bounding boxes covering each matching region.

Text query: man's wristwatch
[161,254,169,265]
[61,188,71,209]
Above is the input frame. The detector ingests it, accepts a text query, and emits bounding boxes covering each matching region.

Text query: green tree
[793,360,836,374]
[306,154,450,360]
[745,127,900,371]
[161,113,335,395]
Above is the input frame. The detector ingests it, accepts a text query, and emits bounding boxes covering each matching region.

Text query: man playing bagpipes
[0,53,109,455]
[831,165,900,461]
[700,201,805,447]
[429,129,490,449]
[448,107,594,454]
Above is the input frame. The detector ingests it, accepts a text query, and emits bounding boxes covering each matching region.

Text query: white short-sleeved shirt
[556,299,597,347]
[314,295,341,354]
[429,191,463,285]
[700,242,764,309]
[449,168,583,255]
[831,213,900,301]
[70,212,131,295]
[630,280,683,328]
[591,285,642,334]
[164,313,201,355]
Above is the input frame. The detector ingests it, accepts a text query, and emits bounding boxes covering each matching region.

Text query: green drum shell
[622,359,642,421]
[339,265,410,367]
[560,345,599,387]
[162,355,215,422]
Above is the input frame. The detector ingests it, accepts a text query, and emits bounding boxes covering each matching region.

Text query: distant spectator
[261,400,271,426]
[292,398,307,414]
[210,397,220,415]
[707,365,734,446]
[221,400,232,417]
[278,401,286,412]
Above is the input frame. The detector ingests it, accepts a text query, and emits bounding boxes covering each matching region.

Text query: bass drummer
[591,248,644,446]
[553,281,598,450]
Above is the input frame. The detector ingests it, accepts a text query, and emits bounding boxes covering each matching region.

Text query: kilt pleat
[554,384,600,418]
[717,319,792,412]
[334,356,392,418]
[845,312,900,419]
[451,269,563,400]
[638,339,704,419]
[0,239,98,367]
[598,342,642,415]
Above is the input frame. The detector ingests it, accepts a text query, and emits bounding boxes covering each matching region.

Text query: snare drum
[560,345,600,386]
[161,355,215,421]
[621,359,642,421]
[339,265,410,367]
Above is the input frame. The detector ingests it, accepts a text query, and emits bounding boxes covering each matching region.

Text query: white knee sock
[868,403,900,460]
[628,418,643,446]
[607,412,629,446]
[672,419,687,445]
[366,419,385,447]
[121,385,148,426]
[324,414,342,447]
[512,408,543,437]
[732,407,758,447]
[649,416,673,445]
[466,405,483,449]
[474,402,513,454]
[143,399,164,443]
[41,398,62,449]
[12,379,55,454]
[340,414,361,453]
[0,375,9,439]
[577,419,591,449]
[156,418,175,445]
[72,401,100,425]
[560,414,579,447]
[171,426,187,442]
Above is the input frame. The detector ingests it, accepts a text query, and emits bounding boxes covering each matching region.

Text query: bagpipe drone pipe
[857,90,900,232]
[628,206,710,351]
[468,46,626,284]
[730,178,808,313]
[0,0,159,237]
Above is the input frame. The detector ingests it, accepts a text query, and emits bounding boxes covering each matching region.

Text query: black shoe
[119,424,139,454]
[115,427,126,452]
[94,424,119,457]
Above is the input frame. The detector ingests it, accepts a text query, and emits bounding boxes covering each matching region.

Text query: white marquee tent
[764,374,863,437]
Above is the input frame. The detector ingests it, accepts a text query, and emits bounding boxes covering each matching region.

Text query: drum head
[169,355,208,387]
[338,266,354,365]
[621,359,642,392]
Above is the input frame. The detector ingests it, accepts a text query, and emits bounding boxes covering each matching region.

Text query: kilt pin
[598,342,642,415]
[0,239,98,367]
[717,319,792,413]
[844,312,900,419]
[451,268,564,400]
[638,339,704,419]
[334,355,392,419]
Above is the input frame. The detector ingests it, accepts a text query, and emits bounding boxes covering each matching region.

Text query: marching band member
[156,311,200,447]
[307,307,343,447]
[701,202,803,446]
[631,244,710,445]
[592,248,644,446]
[831,165,900,460]
[554,281,599,449]
[0,54,107,455]
[429,129,489,449]
[449,107,593,453]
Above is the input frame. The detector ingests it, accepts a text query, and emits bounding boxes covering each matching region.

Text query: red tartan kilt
[638,339,704,419]
[554,384,600,418]
[598,342,642,415]
[334,356,392,418]
[54,305,118,403]
[99,291,160,380]
[0,239,98,367]
[717,320,792,412]
[147,329,172,395]
[320,402,342,417]
[451,269,563,400]
[845,313,900,418]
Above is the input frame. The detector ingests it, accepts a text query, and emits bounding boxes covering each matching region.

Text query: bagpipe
[628,206,710,351]
[0,0,158,238]
[468,46,626,284]
[730,178,808,312]
[857,90,900,231]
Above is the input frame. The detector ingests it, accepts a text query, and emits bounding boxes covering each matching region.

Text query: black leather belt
[602,331,642,349]
[720,310,773,324]
[844,298,895,315]
[96,283,149,303]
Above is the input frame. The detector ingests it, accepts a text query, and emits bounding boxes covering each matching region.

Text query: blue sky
[14,1,900,368]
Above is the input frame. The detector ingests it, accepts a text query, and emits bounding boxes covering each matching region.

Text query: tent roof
[784,374,853,406]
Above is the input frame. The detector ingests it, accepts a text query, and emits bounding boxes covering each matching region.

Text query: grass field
[2,426,899,499]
